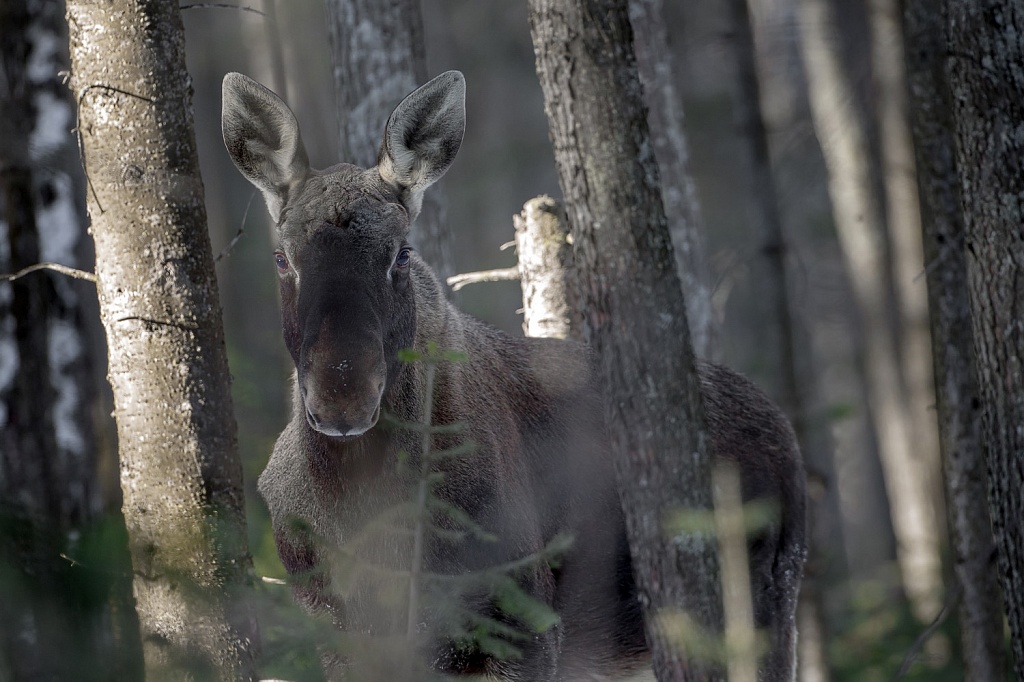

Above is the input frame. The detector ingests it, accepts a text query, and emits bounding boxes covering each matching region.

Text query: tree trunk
[901,2,1008,678]
[513,196,583,341]
[627,0,715,360]
[65,2,258,679]
[258,0,288,98]
[0,0,141,677]
[527,1,724,679]
[725,0,837,679]
[325,0,455,280]
[867,0,943,540]
[794,0,943,620]
[946,2,1024,677]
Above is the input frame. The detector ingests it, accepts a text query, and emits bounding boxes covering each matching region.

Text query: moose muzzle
[300,340,386,438]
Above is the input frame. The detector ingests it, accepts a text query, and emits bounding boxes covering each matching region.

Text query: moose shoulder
[222,70,806,681]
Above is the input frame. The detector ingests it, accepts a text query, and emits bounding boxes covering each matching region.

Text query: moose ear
[222,72,310,224]
[376,70,466,222]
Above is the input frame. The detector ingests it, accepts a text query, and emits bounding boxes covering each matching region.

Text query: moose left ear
[376,70,466,222]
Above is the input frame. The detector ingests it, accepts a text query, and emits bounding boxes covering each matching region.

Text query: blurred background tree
[0,0,141,678]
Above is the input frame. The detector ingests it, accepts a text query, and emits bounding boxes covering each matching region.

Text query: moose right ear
[222,72,310,224]
[376,71,466,223]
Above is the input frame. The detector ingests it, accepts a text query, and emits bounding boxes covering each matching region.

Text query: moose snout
[300,354,386,438]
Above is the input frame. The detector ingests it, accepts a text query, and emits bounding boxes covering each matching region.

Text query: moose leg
[748,526,803,682]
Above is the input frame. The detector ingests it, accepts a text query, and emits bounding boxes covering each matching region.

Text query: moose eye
[395,247,412,269]
[274,251,289,272]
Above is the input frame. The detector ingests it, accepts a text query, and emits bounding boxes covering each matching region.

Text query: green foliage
[829,573,972,682]
[665,498,780,537]
[0,509,143,681]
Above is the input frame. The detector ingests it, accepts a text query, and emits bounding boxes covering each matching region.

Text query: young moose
[222,71,806,681]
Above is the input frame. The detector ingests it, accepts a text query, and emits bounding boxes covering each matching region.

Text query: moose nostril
[305,407,320,427]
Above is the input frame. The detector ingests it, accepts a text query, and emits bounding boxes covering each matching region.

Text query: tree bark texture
[946,1,1024,677]
[325,0,455,280]
[514,196,583,341]
[795,0,943,621]
[527,2,724,680]
[901,2,1008,678]
[65,2,258,679]
[725,1,836,679]
[0,0,141,677]
[627,0,715,360]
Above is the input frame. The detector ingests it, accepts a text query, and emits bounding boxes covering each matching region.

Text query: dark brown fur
[222,71,806,681]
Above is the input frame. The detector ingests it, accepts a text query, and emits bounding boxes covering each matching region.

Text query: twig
[446,267,520,291]
[179,2,266,14]
[892,581,963,681]
[260,575,287,585]
[215,190,258,262]
[913,230,966,283]
[0,262,97,283]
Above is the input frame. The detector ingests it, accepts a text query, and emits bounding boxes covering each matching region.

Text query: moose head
[221,71,466,438]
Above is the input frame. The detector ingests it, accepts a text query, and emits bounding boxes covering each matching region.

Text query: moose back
[222,70,806,681]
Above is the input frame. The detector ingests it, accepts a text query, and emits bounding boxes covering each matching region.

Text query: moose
[222,70,806,681]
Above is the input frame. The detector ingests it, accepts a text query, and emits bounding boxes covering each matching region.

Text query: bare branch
[179,2,266,15]
[215,189,258,262]
[0,262,97,283]
[445,267,520,291]
[892,581,962,681]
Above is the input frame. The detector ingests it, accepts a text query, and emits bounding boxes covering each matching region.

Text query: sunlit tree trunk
[528,0,724,679]
[627,0,715,360]
[66,1,259,678]
[794,0,943,620]
[258,0,288,97]
[0,0,141,677]
[514,196,582,342]
[946,1,1024,676]
[902,2,1008,677]
[325,0,455,279]
[867,0,942,532]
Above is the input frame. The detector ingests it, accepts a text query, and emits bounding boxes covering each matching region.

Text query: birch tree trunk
[901,2,1007,677]
[794,0,943,620]
[946,1,1024,676]
[527,1,724,679]
[65,2,258,678]
[325,0,455,279]
[514,196,583,341]
[0,0,141,677]
[627,0,715,360]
